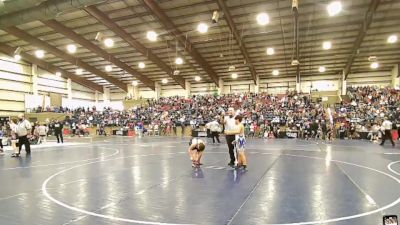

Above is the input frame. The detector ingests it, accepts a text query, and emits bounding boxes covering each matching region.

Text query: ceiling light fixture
[147,31,158,42]
[266,47,275,55]
[370,62,379,69]
[212,10,220,23]
[35,50,45,58]
[132,80,138,86]
[105,65,113,72]
[327,1,342,16]
[272,69,279,76]
[197,23,208,33]
[195,76,201,81]
[76,68,83,75]
[323,41,332,50]
[162,78,168,84]
[95,32,104,41]
[66,44,77,54]
[55,72,62,77]
[14,54,21,61]
[138,62,146,69]
[13,47,21,61]
[387,34,398,44]
[256,13,269,26]
[175,57,183,65]
[231,73,238,79]
[319,66,326,73]
[103,38,114,48]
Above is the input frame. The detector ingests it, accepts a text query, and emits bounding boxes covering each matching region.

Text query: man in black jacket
[53,119,64,143]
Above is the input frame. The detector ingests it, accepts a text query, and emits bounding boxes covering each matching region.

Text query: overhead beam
[0,0,106,28]
[42,19,155,90]
[3,26,128,92]
[216,0,257,84]
[84,6,185,89]
[142,0,220,86]
[343,0,381,80]
[0,42,103,93]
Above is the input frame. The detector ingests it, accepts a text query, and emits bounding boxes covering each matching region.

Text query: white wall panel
[162,89,186,97]
[0,79,30,92]
[0,54,31,74]
[0,90,24,101]
[0,70,31,83]
[71,82,96,93]
[110,91,126,101]
[140,90,156,99]
[0,100,24,111]
[62,98,96,109]
[72,91,95,100]
[0,53,99,114]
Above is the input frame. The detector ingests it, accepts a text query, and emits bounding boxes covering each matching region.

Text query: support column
[67,78,72,100]
[133,85,140,100]
[94,90,99,104]
[31,64,38,96]
[296,82,301,93]
[218,78,224,95]
[296,66,301,93]
[103,87,110,103]
[185,80,191,98]
[341,71,347,95]
[127,84,134,99]
[155,82,161,99]
[391,64,399,88]
[254,76,260,94]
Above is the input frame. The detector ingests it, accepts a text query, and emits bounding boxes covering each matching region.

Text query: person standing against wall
[13,114,32,157]
[53,119,64,144]
[223,107,238,167]
[0,124,4,155]
[37,123,48,144]
[71,122,77,137]
[209,118,221,144]
[380,117,395,147]
[9,119,18,156]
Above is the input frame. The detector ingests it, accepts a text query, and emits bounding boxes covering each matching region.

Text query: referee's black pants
[381,130,395,146]
[211,132,220,143]
[226,135,236,164]
[55,132,63,143]
[18,135,31,154]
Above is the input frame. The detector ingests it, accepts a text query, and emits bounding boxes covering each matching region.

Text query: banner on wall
[62,98,96,109]
[25,94,50,111]
[61,98,124,111]
[50,93,62,107]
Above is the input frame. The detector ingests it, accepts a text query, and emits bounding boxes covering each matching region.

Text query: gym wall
[0,53,95,116]
[108,71,393,99]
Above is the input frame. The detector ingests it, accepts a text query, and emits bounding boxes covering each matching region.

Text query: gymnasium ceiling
[0,0,398,91]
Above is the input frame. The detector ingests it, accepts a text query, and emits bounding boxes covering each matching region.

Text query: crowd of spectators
[333,86,400,140]
[60,92,323,137]
[26,86,400,141]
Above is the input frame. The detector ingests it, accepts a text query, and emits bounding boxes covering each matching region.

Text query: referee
[223,107,237,166]
[380,117,395,147]
[14,114,32,157]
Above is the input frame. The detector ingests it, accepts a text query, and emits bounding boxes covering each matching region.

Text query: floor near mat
[0,136,399,225]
